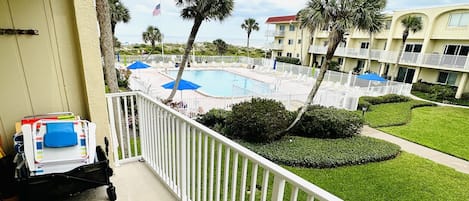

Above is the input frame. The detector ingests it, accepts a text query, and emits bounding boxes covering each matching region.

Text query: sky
[115,0,468,48]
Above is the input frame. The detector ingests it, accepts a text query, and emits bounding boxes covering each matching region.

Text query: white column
[456,73,468,99]
[412,67,421,83]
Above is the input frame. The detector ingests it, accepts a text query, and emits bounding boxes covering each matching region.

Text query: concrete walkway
[361,126,469,174]
[410,94,469,109]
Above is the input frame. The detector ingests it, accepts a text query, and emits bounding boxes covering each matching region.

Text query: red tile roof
[266,15,297,24]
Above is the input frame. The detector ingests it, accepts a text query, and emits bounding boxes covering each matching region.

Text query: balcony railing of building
[265,42,285,50]
[265,30,285,37]
[309,45,469,71]
[105,92,342,201]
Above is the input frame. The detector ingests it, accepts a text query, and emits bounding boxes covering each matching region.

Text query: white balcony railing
[106,92,342,201]
[309,45,469,70]
[265,30,286,37]
[265,42,285,50]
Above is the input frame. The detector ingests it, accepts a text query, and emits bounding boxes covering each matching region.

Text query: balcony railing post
[465,57,469,70]
[106,97,120,166]
[180,120,188,200]
[271,176,286,201]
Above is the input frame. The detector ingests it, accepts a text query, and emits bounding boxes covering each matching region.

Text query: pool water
[167,70,271,97]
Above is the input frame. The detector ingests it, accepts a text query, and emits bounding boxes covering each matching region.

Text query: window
[321,24,329,31]
[448,13,469,27]
[279,25,285,31]
[323,41,329,46]
[298,39,302,44]
[444,45,469,56]
[339,41,347,47]
[437,72,458,85]
[360,42,370,49]
[289,25,295,31]
[405,44,423,52]
[286,52,292,57]
[385,20,392,30]
[288,39,294,45]
[296,53,300,58]
[278,39,283,44]
[338,57,344,65]
[277,52,282,57]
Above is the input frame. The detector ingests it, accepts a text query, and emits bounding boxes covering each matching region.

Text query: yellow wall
[418,68,439,83]
[0,0,110,153]
[432,10,469,39]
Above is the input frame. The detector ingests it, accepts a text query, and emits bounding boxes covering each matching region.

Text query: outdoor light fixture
[362,106,368,117]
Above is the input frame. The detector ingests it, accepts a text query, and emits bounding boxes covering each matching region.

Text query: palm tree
[142,26,162,50]
[109,0,131,35]
[96,0,119,93]
[284,0,386,132]
[392,15,423,79]
[355,0,386,73]
[213,39,228,55]
[241,18,259,57]
[165,0,234,102]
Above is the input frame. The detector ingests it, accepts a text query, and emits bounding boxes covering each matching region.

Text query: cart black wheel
[107,185,117,201]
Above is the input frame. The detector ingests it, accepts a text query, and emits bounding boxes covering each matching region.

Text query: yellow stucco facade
[0,0,111,153]
[267,4,469,98]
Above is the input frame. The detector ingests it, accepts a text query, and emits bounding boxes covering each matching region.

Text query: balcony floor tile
[62,161,177,201]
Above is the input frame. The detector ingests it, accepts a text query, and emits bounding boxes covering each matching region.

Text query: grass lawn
[380,106,469,160]
[285,152,469,201]
[363,100,434,127]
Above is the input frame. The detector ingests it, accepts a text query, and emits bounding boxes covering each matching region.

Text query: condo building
[266,4,469,98]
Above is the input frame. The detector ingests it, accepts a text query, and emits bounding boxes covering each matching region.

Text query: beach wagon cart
[15,119,116,200]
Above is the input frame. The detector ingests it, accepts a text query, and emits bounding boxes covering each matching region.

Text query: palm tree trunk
[165,18,203,103]
[392,29,409,80]
[96,0,119,93]
[365,32,373,73]
[247,33,250,58]
[284,30,343,132]
[392,41,406,80]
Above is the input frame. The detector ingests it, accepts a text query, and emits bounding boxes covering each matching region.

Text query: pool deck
[131,66,314,112]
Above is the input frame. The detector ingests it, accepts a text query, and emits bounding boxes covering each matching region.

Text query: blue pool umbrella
[162,79,201,90]
[127,61,150,69]
[357,73,387,82]
[162,79,201,99]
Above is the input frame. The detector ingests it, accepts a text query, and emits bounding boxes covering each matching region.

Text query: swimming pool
[167,70,271,97]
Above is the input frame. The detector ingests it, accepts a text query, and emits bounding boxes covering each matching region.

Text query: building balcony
[309,45,469,71]
[101,92,342,201]
[265,42,285,50]
[265,30,285,37]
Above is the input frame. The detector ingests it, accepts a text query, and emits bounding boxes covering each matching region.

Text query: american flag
[152,3,161,16]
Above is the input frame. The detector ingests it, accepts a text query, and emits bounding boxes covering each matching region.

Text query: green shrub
[412,81,432,93]
[239,136,400,168]
[196,109,231,133]
[461,93,469,101]
[275,56,301,65]
[225,98,290,143]
[430,85,456,100]
[358,94,410,111]
[329,61,340,72]
[292,105,363,139]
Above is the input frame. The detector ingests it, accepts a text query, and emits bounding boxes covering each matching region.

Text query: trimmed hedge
[358,94,411,111]
[291,105,363,138]
[196,109,231,133]
[461,93,469,101]
[239,136,401,168]
[275,56,301,65]
[225,98,291,143]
